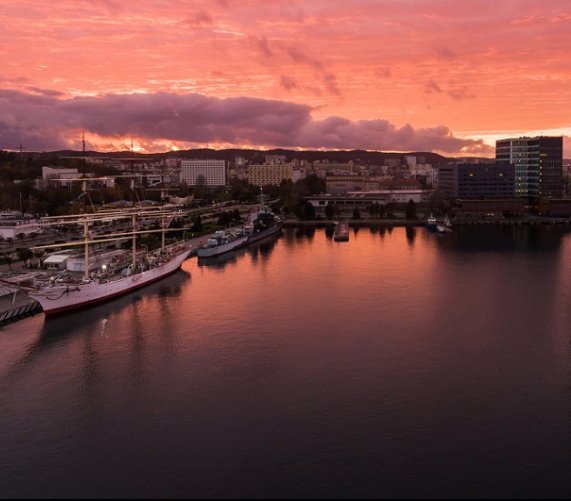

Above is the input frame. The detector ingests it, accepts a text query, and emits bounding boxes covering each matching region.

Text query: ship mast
[83,217,89,281]
[131,213,136,270]
[33,207,191,277]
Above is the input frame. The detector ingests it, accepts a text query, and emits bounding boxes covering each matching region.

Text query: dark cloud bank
[0,89,490,153]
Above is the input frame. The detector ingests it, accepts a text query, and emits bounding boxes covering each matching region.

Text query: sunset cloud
[0,1,570,153]
[0,90,489,154]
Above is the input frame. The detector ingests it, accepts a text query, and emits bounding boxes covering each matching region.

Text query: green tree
[191,215,204,232]
[0,255,13,271]
[325,201,335,219]
[16,248,34,266]
[279,179,295,201]
[386,202,395,218]
[406,199,417,220]
[194,175,207,199]
[303,202,316,220]
[304,174,326,195]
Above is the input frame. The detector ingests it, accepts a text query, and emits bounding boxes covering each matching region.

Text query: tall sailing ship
[28,208,192,316]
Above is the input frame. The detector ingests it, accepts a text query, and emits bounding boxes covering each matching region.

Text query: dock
[0,285,41,325]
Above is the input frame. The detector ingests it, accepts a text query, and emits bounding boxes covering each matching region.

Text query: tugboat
[436,215,453,233]
[426,213,438,232]
[334,220,350,241]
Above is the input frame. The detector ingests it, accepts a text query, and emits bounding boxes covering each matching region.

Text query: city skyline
[1,0,570,155]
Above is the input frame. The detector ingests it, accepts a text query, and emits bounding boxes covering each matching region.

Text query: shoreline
[282,218,571,228]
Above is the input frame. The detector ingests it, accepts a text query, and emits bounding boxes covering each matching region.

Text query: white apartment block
[42,166,80,187]
[180,159,226,187]
[410,164,438,187]
[0,219,42,239]
[249,164,294,187]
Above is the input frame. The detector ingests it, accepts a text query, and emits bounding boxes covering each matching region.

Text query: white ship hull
[29,248,192,316]
[197,235,248,258]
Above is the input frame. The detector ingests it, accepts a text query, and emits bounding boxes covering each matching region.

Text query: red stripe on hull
[43,267,184,317]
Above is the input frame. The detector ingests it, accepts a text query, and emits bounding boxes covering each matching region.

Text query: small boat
[436,222,452,233]
[334,221,350,242]
[426,214,438,231]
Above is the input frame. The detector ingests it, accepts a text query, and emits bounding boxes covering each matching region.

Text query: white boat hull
[197,235,248,258]
[29,248,192,316]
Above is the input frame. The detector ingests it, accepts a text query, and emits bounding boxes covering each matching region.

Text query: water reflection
[432,225,571,254]
[0,270,190,384]
[198,234,281,269]
[3,227,571,498]
[198,247,248,269]
[304,226,316,239]
[291,225,318,242]
[406,226,417,247]
[248,235,279,264]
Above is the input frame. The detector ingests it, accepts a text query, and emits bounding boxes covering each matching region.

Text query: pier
[0,285,41,325]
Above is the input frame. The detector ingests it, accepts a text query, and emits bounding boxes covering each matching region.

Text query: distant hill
[40,148,490,165]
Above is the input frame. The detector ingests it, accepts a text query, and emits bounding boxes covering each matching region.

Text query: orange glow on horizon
[1,1,570,155]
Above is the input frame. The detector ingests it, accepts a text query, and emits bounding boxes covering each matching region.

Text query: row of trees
[299,200,418,221]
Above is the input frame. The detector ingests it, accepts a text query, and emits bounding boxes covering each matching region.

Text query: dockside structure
[438,163,515,199]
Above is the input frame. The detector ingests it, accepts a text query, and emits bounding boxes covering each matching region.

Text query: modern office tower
[496,136,563,199]
[180,159,226,187]
[438,163,515,199]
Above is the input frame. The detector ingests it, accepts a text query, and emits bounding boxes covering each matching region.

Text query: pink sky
[1,0,570,155]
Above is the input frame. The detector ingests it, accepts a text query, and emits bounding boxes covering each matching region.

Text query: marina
[0,201,285,319]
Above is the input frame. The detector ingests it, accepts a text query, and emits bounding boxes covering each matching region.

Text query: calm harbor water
[2,226,571,498]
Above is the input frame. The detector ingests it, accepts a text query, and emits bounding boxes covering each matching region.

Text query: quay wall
[282,218,571,228]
